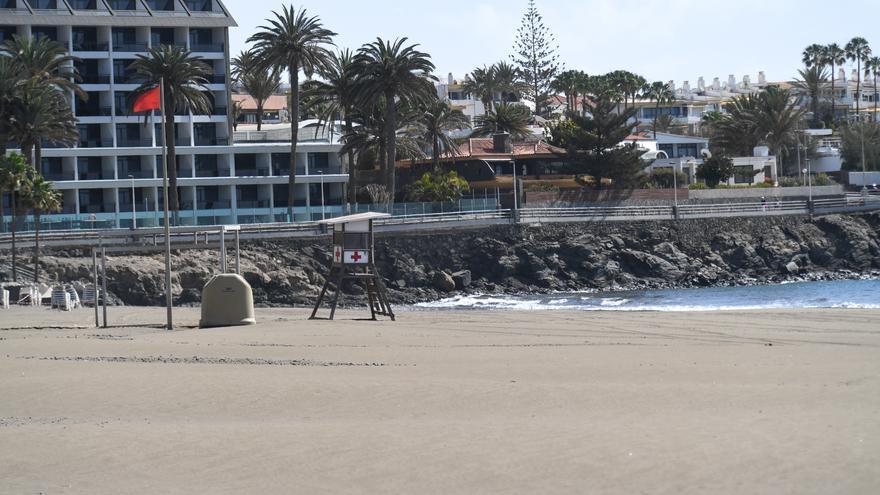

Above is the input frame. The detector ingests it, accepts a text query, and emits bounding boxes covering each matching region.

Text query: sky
[222,0,879,85]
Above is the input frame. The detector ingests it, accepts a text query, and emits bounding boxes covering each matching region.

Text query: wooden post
[92,248,99,328]
[101,247,108,328]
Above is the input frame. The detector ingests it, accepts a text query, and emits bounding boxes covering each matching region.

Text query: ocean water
[414,279,880,312]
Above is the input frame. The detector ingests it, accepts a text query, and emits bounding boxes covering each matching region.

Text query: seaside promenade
[1,306,878,494]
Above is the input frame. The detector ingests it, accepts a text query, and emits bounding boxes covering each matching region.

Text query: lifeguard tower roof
[318,212,390,225]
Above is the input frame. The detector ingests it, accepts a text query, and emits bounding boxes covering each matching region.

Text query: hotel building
[1,0,348,229]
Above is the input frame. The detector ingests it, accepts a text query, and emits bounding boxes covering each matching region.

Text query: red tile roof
[396,138,566,167]
[231,94,288,111]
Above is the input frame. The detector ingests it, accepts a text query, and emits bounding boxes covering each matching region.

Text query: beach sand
[1,306,878,494]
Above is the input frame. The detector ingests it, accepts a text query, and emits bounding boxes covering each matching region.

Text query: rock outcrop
[27,212,880,307]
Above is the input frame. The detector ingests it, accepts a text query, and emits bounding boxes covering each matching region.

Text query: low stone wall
[690,185,844,200]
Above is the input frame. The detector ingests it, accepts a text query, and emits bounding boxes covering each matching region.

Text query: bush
[407,170,470,202]
[646,168,689,189]
[688,183,709,190]
[696,156,734,187]
[752,182,773,188]
[523,182,560,192]
[813,173,835,186]
[777,176,801,187]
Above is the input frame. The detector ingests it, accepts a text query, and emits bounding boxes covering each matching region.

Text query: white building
[1,0,348,230]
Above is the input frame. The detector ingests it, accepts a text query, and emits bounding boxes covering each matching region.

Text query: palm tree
[864,56,880,123]
[755,87,806,171]
[803,44,827,70]
[303,49,359,205]
[793,67,829,127]
[0,153,32,281]
[643,81,675,138]
[352,37,436,201]
[2,35,84,166]
[232,50,281,131]
[248,5,336,221]
[491,61,528,104]
[845,37,872,120]
[461,66,496,114]
[472,102,532,140]
[0,57,24,156]
[129,45,212,215]
[21,174,61,282]
[823,43,846,123]
[551,70,583,114]
[420,97,470,170]
[8,81,78,167]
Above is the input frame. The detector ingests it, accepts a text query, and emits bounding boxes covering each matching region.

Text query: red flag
[133,86,161,113]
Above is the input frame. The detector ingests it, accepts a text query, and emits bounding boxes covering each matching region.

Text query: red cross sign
[344,250,369,264]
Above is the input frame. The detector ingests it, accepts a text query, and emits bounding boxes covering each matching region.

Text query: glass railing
[195,168,230,177]
[237,200,270,209]
[79,74,111,84]
[119,170,153,178]
[189,42,224,52]
[72,41,109,51]
[117,138,153,147]
[113,41,148,52]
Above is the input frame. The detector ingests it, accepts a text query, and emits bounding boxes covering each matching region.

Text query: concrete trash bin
[199,274,257,328]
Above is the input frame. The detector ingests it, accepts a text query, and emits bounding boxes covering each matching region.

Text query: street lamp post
[319,171,325,221]
[128,175,136,230]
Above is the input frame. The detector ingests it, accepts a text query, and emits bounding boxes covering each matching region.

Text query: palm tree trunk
[654,102,660,139]
[0,187,5,234]
[287,62,300,222]
[856,59,862,120]
[831,62,837,123]
[874,71,878,122]
[345,116,356,207]
[22,141,34,167]
[34,142,42,172]
[163,84,179,219]
[256,101,264,131]
[432,135,440,171]
[33,211,40,283]
[384,90,397,205]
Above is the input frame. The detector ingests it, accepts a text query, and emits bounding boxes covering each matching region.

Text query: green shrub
[813,173,835,186]
[523,182,560,192]
[688,183,709,190]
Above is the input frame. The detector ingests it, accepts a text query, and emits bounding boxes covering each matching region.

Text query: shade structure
[199,274,256,328]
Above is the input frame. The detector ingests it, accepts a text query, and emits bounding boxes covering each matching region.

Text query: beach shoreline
[2,306,879,494]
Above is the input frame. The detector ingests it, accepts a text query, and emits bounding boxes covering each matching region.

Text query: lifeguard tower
[310,212,395,321]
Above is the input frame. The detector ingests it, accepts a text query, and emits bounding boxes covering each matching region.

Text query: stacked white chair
[1,289,8,309]
[83,285,99,307]
[66,286,81,309]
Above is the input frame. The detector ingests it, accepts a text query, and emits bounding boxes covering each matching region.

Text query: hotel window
[30,0,58,8]
[31,26,58,42]
[69,0,97,8]
[0,27,15,42]
[108,0,136,9]
[186,0,212,11]
[151,28,175,47]
[678,144,698,158]
[147,0,174,10]
[72,27,100,51]
[0,0,16,9]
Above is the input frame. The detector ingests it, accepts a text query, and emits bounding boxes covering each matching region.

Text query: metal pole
[129,175,136,229]
[101,246,108,329]
[512,159,518,210]
[160,77,173,330]
[92,248,99,328]
[320,171,325,221]
[220,228,227,273]
[234,229,240,275]
[860,117,868,195]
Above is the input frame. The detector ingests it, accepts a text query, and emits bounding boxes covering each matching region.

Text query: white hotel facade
[1,0,348,229]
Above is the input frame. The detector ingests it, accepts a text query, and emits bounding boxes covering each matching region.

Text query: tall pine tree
[511,0,561,117]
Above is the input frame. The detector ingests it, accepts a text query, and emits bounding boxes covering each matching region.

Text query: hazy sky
[223,0,878,85]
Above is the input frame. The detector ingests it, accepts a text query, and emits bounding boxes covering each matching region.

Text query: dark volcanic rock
[23,212,880,307]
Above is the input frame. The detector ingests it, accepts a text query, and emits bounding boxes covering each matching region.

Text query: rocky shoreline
[24,212,880,308]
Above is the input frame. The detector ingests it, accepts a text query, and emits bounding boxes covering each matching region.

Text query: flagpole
[160,77,173,330]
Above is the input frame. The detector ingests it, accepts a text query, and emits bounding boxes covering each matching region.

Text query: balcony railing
[80,204,114,214]
[190,42,224,52]
[117,138,153,147]
[79,74,111,84]
[113,42,148,52]
[126,169,155,179]
[72,41,109,52]
[235,168,270,177]
[42,171,76,181]
[237,200,270,209]
[113,74,141,84]
[194,137,229,146]
[195,200,231,209]
[195,168,230,177]
[118,202,156,212]
[212,106,227,116]
[78,171,110,180]
[78,139,114,148]
[206,74,226,84]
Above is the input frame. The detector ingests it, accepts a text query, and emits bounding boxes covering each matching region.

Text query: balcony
[237,200,270,209]
[194,137,229,146]
[42,171,76,181]
[195,168,230,177]
[190,42,224,52]
[72,41,109,52]
[118,202,155,212]
[80,204,114,214]
[79,74,112,84]
[206,74,227,84]
[119,170,153,179]
[78,139,114,148]
[235,168,270,177]
[196,200,231,209]
[117,138,153,147]
[113,42,148,52]
[212,106,227,116]
[78,170,110,180]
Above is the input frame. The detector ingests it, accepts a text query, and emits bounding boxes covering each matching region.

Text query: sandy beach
[1,306,878,494]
